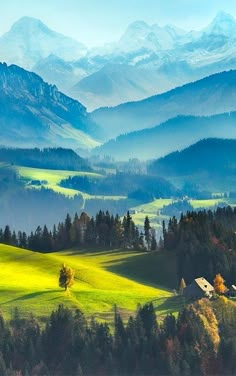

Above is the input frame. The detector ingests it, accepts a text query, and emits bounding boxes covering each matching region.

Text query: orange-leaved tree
[213,273,227,295]
[59,263,75,291]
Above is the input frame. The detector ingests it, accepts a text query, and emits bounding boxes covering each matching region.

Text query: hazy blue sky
[1,0,236,47]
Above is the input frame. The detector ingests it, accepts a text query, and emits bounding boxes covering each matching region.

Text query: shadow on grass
[63,248,140,257]
[2,289,60,304]
[151,295,186,315]
[56,248,178,291]
[102,251,178,290]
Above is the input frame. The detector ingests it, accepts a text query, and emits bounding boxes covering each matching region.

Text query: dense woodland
[0,185,84,232]
[60,172,180,201]
[2,206,236,289]
[0,211,156,252]
[0,168,132,231]
[163,206,236,285]
[0,297,235,376]
[0,147,91,171]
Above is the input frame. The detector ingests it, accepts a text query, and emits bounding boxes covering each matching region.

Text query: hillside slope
[70,63,178,111]
[92,70,236,140]
[0,63,100,150]
[0,245,176,321]
[149,138,236,176]
[94,112,236,160]
[148,138,236,192]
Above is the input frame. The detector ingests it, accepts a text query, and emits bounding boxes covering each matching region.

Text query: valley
[0,4,236,374]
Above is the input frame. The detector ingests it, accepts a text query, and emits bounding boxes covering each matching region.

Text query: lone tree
[59,263,75,291]
[213,273,227,295]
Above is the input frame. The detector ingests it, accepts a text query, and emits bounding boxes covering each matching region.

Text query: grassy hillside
[131,199,173,229]
[11,165,126,201]
[0,245,179,323]
[15,165,103,197]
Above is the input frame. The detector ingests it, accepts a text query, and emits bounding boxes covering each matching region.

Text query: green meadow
[0,244,180,323]
[131,199,173,228]
[131,197,236,229]
[13,165,126,201]
[15,166,103,197]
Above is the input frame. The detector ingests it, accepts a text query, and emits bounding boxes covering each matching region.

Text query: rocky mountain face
[0,63,100,149]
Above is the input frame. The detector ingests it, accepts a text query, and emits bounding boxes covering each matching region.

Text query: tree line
[0,211,157,252]
[163,206,236,285]
[0,297,235,375]
[60,172,181,203]
[0,147,91,171]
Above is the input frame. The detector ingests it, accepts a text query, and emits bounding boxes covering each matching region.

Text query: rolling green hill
[0,244,179,323]
[15,165,104,197]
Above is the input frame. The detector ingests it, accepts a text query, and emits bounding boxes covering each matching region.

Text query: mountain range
[1,62,236,160]
[1,13,236,109]
[92,69,236,141]
[0,63,100,150]
[93,112,236,161]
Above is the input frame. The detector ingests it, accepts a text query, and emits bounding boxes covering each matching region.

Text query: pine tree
[144,216,151,250]
[114,305,126,351]
[65,214,72,245]
[150,228,157,251]
[3,225,11,245]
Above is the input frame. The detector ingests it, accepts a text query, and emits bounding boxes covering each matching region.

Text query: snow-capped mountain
[0,17,87,69]
[1,13,236,109]
[117,20,186,52]
[75,11,236,108]
[203,11,236,37]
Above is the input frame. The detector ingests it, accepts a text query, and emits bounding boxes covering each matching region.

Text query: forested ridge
[0,147,91,171]
[0,210,156,252]
[149,138,236,177]
[1,206,236,288]
[163,206,236,285]
[0,297,235,375]
[60,173,180,200]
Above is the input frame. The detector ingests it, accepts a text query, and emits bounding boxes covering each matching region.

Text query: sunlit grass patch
[0,245,180,323]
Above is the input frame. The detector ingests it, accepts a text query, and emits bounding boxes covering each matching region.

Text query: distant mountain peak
[126,20,150,31]
[0,16,87,68]
[214,10,235,22]
[10,16,51,34]
[204,11,236,35]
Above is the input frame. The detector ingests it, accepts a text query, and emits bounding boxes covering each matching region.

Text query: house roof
[194,277,214,292]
